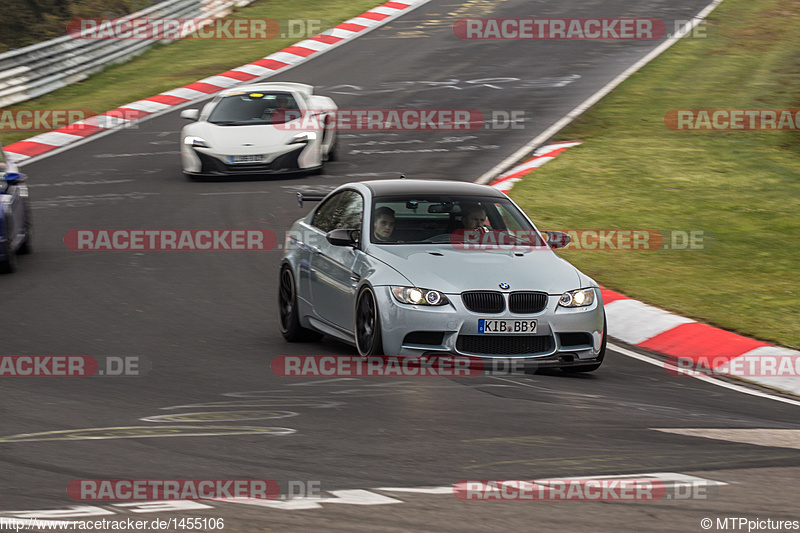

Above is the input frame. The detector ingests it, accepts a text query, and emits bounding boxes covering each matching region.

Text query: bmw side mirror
[180,109,200,120]
[327,229,360,247]
[542,230,571,249]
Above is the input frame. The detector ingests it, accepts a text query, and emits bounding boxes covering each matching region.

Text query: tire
[323,114,338,162]
[326,135,338,162]
[561,313,607,374]
[17,204,32,255]
[0,240,17,274]
[355,286,383,356]
[278,265,322,342]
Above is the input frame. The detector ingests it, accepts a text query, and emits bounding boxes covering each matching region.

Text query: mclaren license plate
[478,319,537,334]
[227,154,266,164]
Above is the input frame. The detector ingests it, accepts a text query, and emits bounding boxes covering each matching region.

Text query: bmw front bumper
[374,286,605,367]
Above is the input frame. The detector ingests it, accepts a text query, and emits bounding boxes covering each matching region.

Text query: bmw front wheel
[278,265,322,342]
[355,286,383,356]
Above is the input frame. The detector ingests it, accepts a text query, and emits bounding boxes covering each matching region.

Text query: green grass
[0,0,381,146]
[510,0,800,348]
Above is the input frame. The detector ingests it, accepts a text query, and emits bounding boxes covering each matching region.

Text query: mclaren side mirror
[180,109,200,120]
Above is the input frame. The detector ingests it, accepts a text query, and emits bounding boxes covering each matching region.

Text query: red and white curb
[488,141,580,193]
[4,0,429,163]
[602,288,800,395]
[493,146,800,397]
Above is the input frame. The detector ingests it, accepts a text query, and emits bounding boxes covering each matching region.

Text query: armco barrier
[0,0,251,108]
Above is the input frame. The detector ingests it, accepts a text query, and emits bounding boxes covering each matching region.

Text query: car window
[311,190,363,233]
[331,191,363,230]
[312,194,343,233]
[495,203,524,231]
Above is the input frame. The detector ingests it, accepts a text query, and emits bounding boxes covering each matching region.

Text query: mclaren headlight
[289,131,317,144]
[184,136,209,148]
[391,286,449,306]
[558,288,596,308]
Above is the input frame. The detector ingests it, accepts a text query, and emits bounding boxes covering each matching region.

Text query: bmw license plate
[478,319,537,334]
[227,154,266,164]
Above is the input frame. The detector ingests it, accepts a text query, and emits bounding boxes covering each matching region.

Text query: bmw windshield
[370,195,546,247]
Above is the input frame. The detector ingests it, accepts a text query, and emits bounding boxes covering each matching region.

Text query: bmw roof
[360,179,507,197]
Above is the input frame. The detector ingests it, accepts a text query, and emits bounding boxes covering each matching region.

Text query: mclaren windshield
[207,91,301,126]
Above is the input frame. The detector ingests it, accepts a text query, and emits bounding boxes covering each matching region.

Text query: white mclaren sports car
[180,82,338,178]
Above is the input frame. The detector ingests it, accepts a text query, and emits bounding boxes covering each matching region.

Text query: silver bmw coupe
[278,179,606,372]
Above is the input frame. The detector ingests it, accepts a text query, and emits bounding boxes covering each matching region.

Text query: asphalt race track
[3,1,800,531]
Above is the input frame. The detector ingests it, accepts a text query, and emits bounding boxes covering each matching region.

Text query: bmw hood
[368,245,584,294]
[185,122,308,155]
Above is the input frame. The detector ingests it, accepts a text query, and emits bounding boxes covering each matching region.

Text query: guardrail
[0,0,251,108]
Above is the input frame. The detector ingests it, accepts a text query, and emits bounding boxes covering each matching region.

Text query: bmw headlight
[391,286,449,306]
[184,136,209,148]
[289,131,317,144]
[558,288,596,308]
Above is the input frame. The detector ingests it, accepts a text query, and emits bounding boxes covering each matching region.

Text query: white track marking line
[611,343,800,408]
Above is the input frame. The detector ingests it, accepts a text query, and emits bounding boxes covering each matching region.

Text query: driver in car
[373,206,395,242]
[268,94,297,123]
[461,204,487,230]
